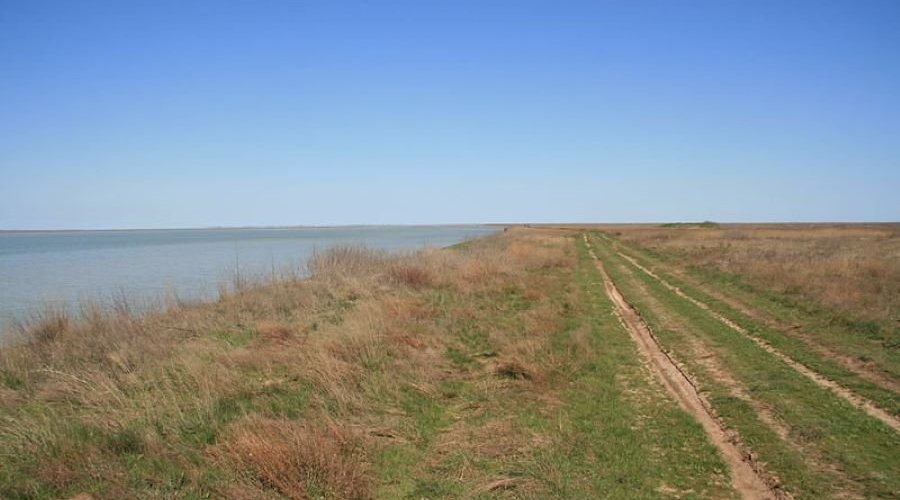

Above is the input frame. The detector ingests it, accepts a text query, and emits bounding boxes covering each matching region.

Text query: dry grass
[601,223,900,323]
[0,228,580,498]
[215,416,371,499]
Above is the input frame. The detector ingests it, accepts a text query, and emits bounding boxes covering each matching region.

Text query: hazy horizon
[0,223,502,232]
[2,219,900,233]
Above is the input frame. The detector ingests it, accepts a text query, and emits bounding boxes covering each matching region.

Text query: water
[0,226,498,336]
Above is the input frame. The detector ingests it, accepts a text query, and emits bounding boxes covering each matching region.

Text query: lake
[0,226,498,337]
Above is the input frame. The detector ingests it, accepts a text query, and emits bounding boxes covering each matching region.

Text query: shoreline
[0,228,503,341]
[0,223,508,234]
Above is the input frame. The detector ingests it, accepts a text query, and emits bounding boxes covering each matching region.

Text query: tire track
[583,235,782,500]
[631,252,900,394]
[604,238,900,433]
[606,250,867,497]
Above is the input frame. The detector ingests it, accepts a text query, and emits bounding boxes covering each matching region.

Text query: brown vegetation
[215,416,371,499]
[0,228,577,498]
[602,224,900,323]
[8,225,893,498]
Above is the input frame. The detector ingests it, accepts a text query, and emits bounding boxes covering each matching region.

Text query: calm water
[0,226,497,337]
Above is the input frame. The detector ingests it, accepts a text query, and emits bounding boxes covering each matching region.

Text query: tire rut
[607,241,900,433]
[612,241,900,394]
[607,251,866,498]
[584,235,783,500]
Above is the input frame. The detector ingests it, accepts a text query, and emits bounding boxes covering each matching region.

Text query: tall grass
[0,230,577,498]
[608,224,900,323]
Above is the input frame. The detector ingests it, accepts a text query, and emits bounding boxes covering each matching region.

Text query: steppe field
[1,224,897,499]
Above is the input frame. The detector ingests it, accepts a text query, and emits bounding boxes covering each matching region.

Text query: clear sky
[1,0,898,229]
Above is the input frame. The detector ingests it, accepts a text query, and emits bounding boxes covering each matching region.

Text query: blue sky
[1,0,898,228]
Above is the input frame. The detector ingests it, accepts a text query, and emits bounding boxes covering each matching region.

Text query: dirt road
[584,235,782,500]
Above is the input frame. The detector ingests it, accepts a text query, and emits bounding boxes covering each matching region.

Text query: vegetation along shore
[1,225,897,499]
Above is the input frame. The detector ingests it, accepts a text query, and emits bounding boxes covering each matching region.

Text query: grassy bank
[4,226,896,499]
[1,229,736,499]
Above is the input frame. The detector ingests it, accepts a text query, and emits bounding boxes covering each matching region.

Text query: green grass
[512,237,734,499]
[610,233,900,382]
[589,233,900,499]
[9,231,890,498]
[601,233,900,417]
[0,342,321,498]
[212,326,258,347]
[370,236,736,499]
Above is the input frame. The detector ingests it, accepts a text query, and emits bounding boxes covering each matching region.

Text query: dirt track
[584,236,781,500]
[610,245,900,433]
[646,262,900,394]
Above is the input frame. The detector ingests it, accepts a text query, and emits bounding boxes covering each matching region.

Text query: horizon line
[1,220,898,233]
[0,223,508,233]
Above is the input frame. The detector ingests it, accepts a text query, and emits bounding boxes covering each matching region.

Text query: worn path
[584,235,781,500]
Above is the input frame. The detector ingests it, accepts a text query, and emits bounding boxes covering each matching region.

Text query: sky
[1,0,898,229]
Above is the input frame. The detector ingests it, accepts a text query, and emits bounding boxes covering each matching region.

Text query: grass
[535,238,733,498]
[2,225,896,498]
[589,232,900,498]
[0,228,732,499]
[599,230,900,412]
[659,221,720,228]
[604,223,900,326]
